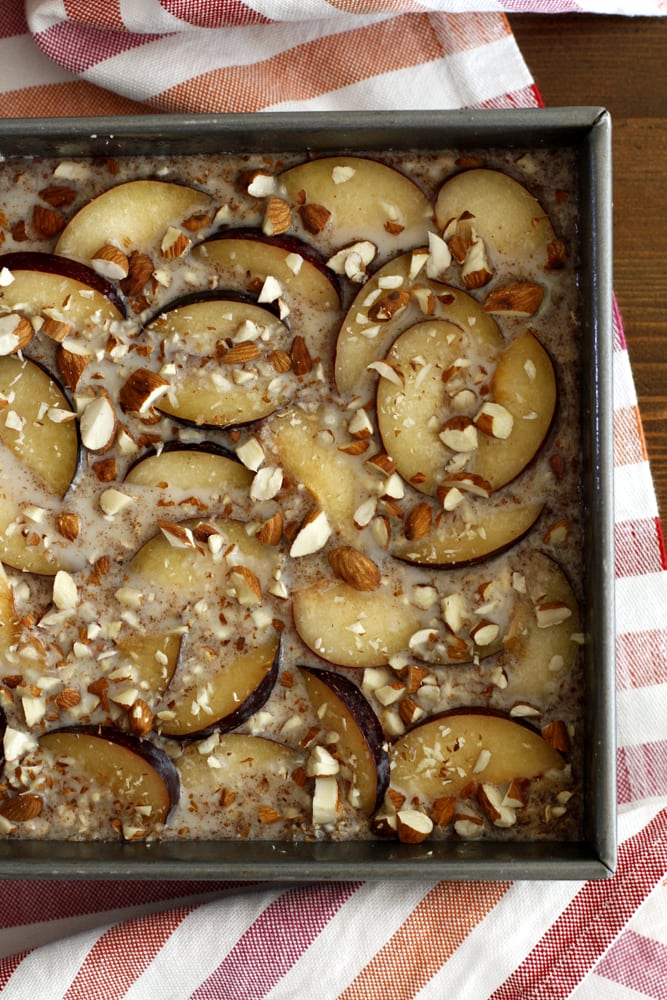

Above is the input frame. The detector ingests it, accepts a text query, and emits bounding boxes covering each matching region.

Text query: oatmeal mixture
[0,145,583,845]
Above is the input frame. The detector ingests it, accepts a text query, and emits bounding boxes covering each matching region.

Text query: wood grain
[509,14,667,519]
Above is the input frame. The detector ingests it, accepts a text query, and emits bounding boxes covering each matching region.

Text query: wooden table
[509,14,667,521]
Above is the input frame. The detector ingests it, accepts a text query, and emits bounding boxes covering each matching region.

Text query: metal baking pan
[0,108,615,880]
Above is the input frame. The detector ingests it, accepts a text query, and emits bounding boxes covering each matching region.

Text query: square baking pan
[0,108,614,880]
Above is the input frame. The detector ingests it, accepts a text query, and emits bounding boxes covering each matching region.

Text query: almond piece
[80,394,117,453]
[430,796,457,827]
[41,316,73,343]
[128,698,154,737]
[161,227,191,259]
[0,793,43,822]
[121,251,155,297]
[55,687,82,710]
[398,696,425,727]
[32,204,65,237]
[38,184,77,207]
[545,238,567,270]
[56,342,89,390]
[541,719,571,752]
[328,545,381,592]
[55,512,80,541]
[92,456,117,482]
[262,196,291,237]
[299,202,331,234]
[229,565,263,606]
[268,349,292,373]
[535,600,573,628]
[470,619,500,647]
[291,335,313,376]
[91,243,130,280]
[439,415,479,453]
[474,401,514,440]
[368,288,410,322]
[0,314,34,355]
[396,809,433,844]
[483,281,544,316]
[222,341,261,364]
[440,471,493,498]
[290,509,331,558]
[404,502,432,541]
[119,368,169,414]
[256,510,283,546]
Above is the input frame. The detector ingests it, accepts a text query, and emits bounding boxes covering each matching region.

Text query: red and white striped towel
[1,3,666,998]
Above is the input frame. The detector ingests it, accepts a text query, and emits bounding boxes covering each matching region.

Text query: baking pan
[0,108,615,880]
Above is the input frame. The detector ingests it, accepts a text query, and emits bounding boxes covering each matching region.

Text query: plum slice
[55,179,214,261]
[299,665,389,814]
[176,733,310,834]
[391,502,543,568]
[496,551,581,710]
[334,252,501,401]
[390,709,566,803]
[194,230,341,337]
[142,296,299,427]
[0,562,20,661]
[434,168,562,269]
[129,517,281,739]
[115,632,182,700]
[278,155,432,257]
[156,638,280,740]
[272,409,361,540]
[377,324,556,496]
[39,725,180,830]
[293,581,420,669]
[0,251,125,323]
[0,356,80,574]
[129,516,280,600]
[375,317,502,496]
[125,441,252,492]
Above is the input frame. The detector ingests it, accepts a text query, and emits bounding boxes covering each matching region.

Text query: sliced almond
[328,546,381,592]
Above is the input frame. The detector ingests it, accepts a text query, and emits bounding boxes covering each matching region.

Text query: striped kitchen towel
[0,2,666,998]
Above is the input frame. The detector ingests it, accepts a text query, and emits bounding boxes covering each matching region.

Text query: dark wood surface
[509,14,667,521]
